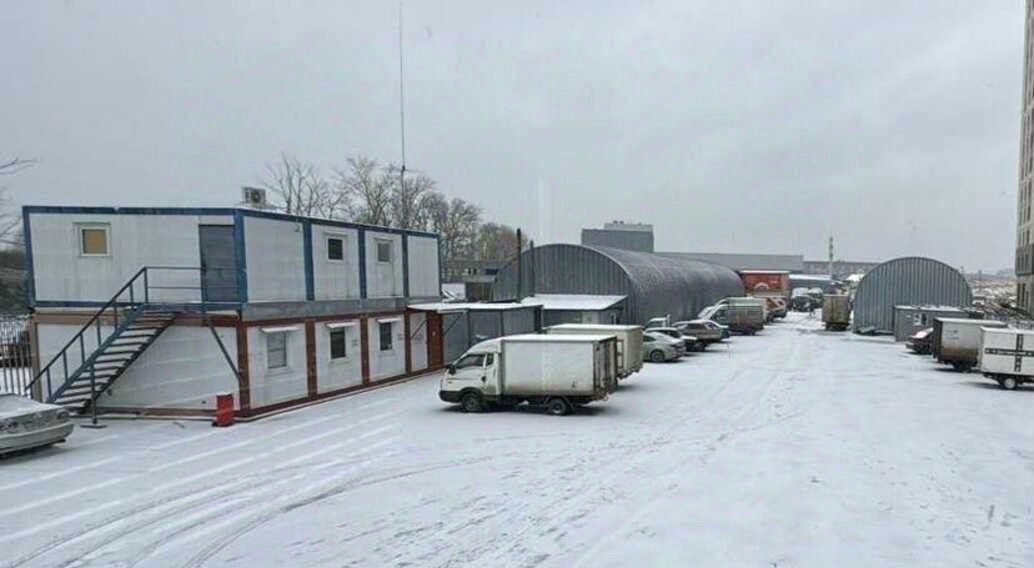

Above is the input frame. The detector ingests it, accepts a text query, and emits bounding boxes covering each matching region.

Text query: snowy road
[2,313,1033,567]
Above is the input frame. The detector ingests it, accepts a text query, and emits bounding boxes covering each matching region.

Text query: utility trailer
[545,324,644,379]
[979,327,1034,390]
[821,294,851,331]
[439,334,618,415]
[932,317,1007,372]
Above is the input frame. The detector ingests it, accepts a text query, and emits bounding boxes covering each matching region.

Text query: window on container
[78,225,110,256]
[330,329,347,359]
[379,321,393,351]
[376,239,393,263]
[327,236,345,262]
[267,332,288,369]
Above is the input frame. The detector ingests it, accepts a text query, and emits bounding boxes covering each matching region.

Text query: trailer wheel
[649,350,666,363]
[460,391,485,413]
[1000,376,1019,391]
[545,397,571,416]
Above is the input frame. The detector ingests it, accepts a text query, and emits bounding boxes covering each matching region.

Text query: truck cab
[440,340,501,410]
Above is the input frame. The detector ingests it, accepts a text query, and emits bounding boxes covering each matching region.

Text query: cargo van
[700,301,764,335]
[439,334,618,415]
[545,324,644,378]
[932,318,1008,372]
[979,327,1034,390]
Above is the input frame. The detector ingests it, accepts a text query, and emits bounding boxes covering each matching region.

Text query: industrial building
[23,206,442,417]
[581,221,655,253]
[1017,1,1034,310]
[852,257,972,334]
[491,244,743,325]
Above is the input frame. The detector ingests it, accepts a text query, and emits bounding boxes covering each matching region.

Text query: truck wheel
[545,397,571,416]
[1001,376,1018,390]
[460,391,484,413]
[650,350,666,363]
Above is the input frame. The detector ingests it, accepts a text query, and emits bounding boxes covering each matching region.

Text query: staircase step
[98,349,143,356]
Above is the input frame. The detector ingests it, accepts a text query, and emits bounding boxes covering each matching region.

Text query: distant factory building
[852,257,972,334]
[581,221,655,253]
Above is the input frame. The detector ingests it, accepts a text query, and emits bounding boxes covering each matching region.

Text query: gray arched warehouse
[491,244,744,325]
[852,256,972,333]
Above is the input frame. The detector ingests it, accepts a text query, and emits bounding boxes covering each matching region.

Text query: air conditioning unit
[241,186,268,208]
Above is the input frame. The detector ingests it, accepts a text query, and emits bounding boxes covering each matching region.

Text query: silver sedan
[0,394,74,456]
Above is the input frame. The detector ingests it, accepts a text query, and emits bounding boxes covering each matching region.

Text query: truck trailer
[979,327,1034,390]
[545,324,644,379]
[932,317,1008,372]
[822,294,851,331]
[439,334,618,415]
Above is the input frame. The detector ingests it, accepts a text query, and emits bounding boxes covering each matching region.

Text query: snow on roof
[502,333,617,342]
[894,305,967,311]
[408,302,533,313]
[520,294,626,311]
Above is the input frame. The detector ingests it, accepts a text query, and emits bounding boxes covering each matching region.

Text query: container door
[199,225,240,303]
[426,312,444,368]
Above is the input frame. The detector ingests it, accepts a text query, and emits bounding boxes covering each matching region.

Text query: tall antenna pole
[828,236,834,278]
[398,1,407,198]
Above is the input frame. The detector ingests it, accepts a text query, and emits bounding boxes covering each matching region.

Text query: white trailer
[933,318,1007,372]
[439,334,618,415]
[979,327,1034,390]
[545,324,644,379]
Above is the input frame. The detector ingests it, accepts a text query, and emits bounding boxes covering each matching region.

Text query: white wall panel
[312,225,360,301]
[367,316,405,380]
[365,231,404,298]
[245,216,306,302]
[314,320,363,392]
[247,326,308,407]
[409,312,428,372]
[30,213,218,303]
[407,236,440,298]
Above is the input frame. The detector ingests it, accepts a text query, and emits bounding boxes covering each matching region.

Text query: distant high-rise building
[1018,2,1034,309]
[581,220,655,252]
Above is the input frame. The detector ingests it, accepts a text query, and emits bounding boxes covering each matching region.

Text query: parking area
[2,312,1033,567]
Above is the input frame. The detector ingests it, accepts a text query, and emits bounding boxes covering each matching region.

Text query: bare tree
[0,158,35,177]
[382,164,438,230]
[0,157,36,246]
[336,156,392,226]
[473,222,527,261]
[262,154,341,218]
[426,194,481,261]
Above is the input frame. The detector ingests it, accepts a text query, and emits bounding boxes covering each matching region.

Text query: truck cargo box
[545,324,643,378]
[932,318,1007,371]
[979,327,1034,390]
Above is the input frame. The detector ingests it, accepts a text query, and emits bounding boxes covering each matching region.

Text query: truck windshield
[454,354,486,369]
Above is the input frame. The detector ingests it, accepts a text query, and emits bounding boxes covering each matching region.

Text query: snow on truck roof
[464,333,617,354]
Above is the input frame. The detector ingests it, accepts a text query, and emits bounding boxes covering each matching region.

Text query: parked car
[673,320,725,344]
[439,334,618,415]
[906,327,934,354]
[646,326,704,352]
[1,394,74,456]
[642,331,684,362]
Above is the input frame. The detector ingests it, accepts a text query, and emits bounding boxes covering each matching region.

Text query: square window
[79,225,110,256]
[327,237,344,261]
[330,329,347,359]
[267,332,287,369]
[379,321,393,351]
[376,240,393,263]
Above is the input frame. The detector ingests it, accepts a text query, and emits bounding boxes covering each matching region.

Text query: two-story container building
[23,206,442,417]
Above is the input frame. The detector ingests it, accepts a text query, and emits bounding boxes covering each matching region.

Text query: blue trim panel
[401,234,410,298]
[358,229,367,299]
[22,205,439,239]
[22,208,35,307]
[302,219,315,301]
[233,210,249,303]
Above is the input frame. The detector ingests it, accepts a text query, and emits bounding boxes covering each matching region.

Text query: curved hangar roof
[852,256,972,333]
[491,244,744,324]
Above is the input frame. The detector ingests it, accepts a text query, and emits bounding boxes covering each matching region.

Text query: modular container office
[492,244,744,325]
[408,302,541,364]
[852,257,972,334]
[892,305,971,342]
[23,206,442,417]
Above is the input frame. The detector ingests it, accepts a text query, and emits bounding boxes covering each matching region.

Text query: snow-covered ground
[2,312,1033,567]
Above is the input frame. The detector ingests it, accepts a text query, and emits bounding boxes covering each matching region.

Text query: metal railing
[0,314,32,394]
[25,266,241,402]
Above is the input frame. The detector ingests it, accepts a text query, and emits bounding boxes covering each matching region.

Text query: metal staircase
[25,266,242,415]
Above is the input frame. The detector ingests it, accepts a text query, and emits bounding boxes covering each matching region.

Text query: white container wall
[244,216,307,302]
[407,235,440,298]
[311,225,361,301]
[368,316,406,380]
[247,325,308,408]
[409,312,428,372]
[314,320,363,393]
[365,231,404,298]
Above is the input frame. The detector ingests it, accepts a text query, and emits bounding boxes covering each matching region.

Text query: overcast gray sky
[1,1,1023,271]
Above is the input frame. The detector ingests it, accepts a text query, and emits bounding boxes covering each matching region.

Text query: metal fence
[0,314,32,394]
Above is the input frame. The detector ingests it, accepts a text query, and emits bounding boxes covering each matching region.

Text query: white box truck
[439,334,618,415]
[545,324,644,379]
[979,327,1034,390]
[933,318,1008,372]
